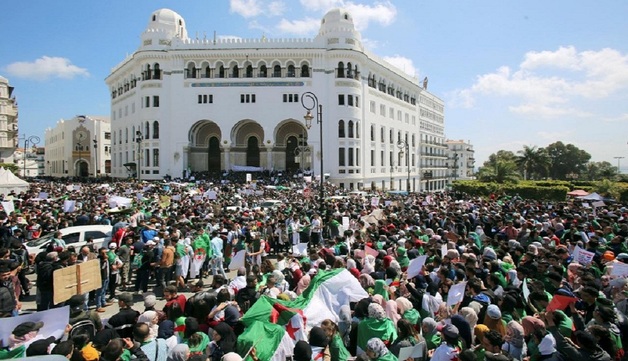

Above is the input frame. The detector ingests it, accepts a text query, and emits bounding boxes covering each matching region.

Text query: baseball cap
[438,323,459,338]
[118,292,134,306]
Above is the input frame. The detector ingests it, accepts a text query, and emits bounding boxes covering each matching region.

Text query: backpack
[69,319,96,339]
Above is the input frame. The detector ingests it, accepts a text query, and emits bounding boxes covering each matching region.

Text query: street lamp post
[22,135,40,178]
[135,131,143,181]
[93,136,98,177]
[294,134,310,173]
[301,92,324,201]
[398,140,410,192]
[614,156,625,174]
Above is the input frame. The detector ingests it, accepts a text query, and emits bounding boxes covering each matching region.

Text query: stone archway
[231,120,265,169]
[188,120,222,172]
[274,119,309,171]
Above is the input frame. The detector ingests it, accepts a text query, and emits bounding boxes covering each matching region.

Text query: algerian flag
[236,321,295,361]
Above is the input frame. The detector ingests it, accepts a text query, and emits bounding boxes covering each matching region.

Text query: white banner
[229,251,246,270]
[446,281,467,307]
[63,200,76,213]
[406,255,428,279]
[1,201,14,214]
[0,306,69,347]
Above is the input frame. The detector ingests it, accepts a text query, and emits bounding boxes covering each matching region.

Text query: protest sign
[229,251,246,271]
[611,262,628,277]
[447,281,467,307]
[1,201,14,214]
[292,243,308,257]
[572,245,594,265]
[53,259,101,305]
[0,306,70,347]
[365,245,379,258]
[406,255,428,279]
[63,200,76,213]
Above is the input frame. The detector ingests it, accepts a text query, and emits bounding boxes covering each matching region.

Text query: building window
[145,121,150,139]
[338,147,345,166]
[259,65,267,77]
[338,94,345,105]
[301,64,310,77]
[370,101,376,113]
[371,150,375,166]
[380,127,385,143]
[370,125,375,141]
[348,147,354,166]
[356,148,360,166]
[287,65,296,77]
[246,65,253,78]
[347,95,353,106]
[232,65,239,78]
[153,121,159,139]
[389,129,394,144]
[337,62,345,78]
[219,65,225,78]
[198,94,213,103]
[338,120,345,138]
[283,94,298,103]
[153,149,159,167]
[104,132,111,140]
[380,104,385,116]
[240,94,256,103]
[273,65,281,77]
[348,120,354,138]
[145,96,150,108]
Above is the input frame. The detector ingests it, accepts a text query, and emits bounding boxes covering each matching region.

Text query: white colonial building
[0,76,19,163]
[445,139,476,182]
[106,8,447,191]
[44,115,111,177]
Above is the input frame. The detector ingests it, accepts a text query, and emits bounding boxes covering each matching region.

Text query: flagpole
[243,335,264,360]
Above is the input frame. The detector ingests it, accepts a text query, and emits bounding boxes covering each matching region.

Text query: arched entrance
[76,160,88,177]
[188,120,222,172]
[285,136,298,171]
[208,137,221,171]
[273,120,309,171]
[246,137,260,167]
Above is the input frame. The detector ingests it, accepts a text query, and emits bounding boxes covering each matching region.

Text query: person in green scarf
[396,247,410,269]
[421,317,442,352]
[321,319,351,361]
[357,303,398,353]
[184,317,210,359]
[373,279,389,301]
[396,297,420,326]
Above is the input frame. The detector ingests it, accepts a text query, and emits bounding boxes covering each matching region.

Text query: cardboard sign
[406,255,428,279]
[63,200,76,213]
[371,197,379,207]
[572,245,594,265]
[611,263,628,277]
[53,259,102,305]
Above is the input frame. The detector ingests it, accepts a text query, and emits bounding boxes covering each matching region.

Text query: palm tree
[478,160,520,183]
[516,146,550,180]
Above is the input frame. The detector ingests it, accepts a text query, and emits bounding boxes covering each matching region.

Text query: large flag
[236,321,295,361]
[241,268,368,329]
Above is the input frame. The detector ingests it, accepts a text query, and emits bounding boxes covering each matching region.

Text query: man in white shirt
[210,231,227,279]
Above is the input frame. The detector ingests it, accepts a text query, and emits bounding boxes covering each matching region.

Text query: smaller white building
[14,147,45,177]
[45,115,111,177]
[446,139,475,182]
[0,76,19,163]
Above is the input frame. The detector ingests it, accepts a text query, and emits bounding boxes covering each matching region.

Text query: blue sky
[2,0,628,170]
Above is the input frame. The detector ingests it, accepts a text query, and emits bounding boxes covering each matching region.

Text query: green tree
[516,145,551,180]
[0,163,19,175]
[545,142,591,180]
[477,159,520,184]
[582,161,618,181]
[595,179,621,200]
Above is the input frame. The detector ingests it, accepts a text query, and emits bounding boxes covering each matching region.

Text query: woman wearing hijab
[372,294,385,306]
[502,320,526,361]
[167,344,190,361]
[359,274,375,294]
[309,326,331,361]
[422,317,442,352]
[365,337,398,361]
[158,320,178,350]
[396,297,420,327]
[483,304,507,337]
[451,314,472,349]
[373,279,389,301]
[185,318,210,360]
[522,316,552,361]
[362,255,376,275]
[209,322,237,361]
[459,307,478,339]
[385,300,401,325]
[138,310,160,339]
[473,324,490,361]
[357,303,398,354]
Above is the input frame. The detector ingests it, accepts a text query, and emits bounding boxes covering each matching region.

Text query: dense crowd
[0,177,627,361]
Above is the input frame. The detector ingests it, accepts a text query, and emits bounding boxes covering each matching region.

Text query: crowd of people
[0,176,627,361]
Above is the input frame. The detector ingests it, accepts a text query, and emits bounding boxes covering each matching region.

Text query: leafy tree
[0,163,19,175]
[516,145,551,180]
[477,159,520,184]
[582,161,618,181]
[545,142,591,180]
[595,179,621,200]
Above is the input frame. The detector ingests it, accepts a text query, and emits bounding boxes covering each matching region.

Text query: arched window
[412,134,416,147]
[153,121,159,139]
[259,65,267,77]
[232,64,239,78]
[355,121,360,138]
[204,66,211,78]
[380,127,384,142]
[370,125,375,141]
[346,62,353,78]
[348,120,354,138]
[219,65,225,78]
[389,129,393,143]
[246,65,253,78]
[153,63,161,79]
[145,122,150,139]
[338,120,345,138]
[273,65,281,77]
[337,62,345,78]
[301,64,310,77]
[186,63,196,79]
[287,65,295,77]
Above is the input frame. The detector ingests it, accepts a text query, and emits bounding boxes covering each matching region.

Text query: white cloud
[383,55,418,77]
[298,0,396,31]
[5,56,89,80]
[230,0,286,18]
[276,17,321,35]
[451,47,628,118]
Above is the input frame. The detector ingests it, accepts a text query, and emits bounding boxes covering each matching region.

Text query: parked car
[26,225,113,261]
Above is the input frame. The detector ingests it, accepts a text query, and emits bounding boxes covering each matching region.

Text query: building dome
[318,8,360,40]
[144,8,188,40]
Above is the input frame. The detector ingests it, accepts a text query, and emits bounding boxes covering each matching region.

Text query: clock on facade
[76,130,88,141]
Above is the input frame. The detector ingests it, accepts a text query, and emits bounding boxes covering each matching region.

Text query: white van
[26,225,113,257]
